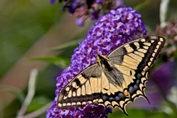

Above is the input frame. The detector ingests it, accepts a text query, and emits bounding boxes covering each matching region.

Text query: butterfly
[57,35,165,115]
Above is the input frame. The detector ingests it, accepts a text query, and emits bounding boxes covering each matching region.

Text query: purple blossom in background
[156,19,177,61]
[50,0,55,4]
[47,7,147,118]
[50,0,125,26]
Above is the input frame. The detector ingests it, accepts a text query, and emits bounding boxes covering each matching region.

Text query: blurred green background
[0,0,177,118]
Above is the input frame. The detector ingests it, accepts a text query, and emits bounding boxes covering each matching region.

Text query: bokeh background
[0,0,177,118]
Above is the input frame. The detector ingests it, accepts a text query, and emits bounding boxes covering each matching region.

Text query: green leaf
[0,86,25,103]
[108,108,172,118]
[51,39,81,51]
[29,56,70,68]
[134,0,150,11]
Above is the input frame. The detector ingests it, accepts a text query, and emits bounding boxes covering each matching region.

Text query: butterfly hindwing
[58,36,165,115]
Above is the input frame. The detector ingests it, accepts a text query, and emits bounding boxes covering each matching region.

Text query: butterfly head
[96,54,109,65]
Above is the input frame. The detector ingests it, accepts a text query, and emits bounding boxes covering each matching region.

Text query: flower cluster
[47,7,147,118]
[156,19,177,61]
[50,0,124,26]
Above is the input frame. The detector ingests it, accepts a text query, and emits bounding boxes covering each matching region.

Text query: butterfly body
[96,54,124,87]
[58,36,165,115]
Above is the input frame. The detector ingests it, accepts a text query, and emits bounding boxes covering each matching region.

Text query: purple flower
[47,7,147,117]
[156,19,177,61]
[50,0,125,26]
[50,0,55,4]
[76,16,86,26]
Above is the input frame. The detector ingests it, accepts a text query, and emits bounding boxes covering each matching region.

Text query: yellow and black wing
[104,35,165,114]
[57,35,165,115]
[58,63,103,108]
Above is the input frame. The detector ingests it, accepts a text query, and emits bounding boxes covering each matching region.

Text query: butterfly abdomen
[97,54,124,86]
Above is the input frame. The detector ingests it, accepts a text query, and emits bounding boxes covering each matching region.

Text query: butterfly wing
[105,35,165,114]
[58,63,104,109]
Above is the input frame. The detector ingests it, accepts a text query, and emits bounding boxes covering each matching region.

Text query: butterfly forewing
[58,64,103,108]
[58,36,165,115]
